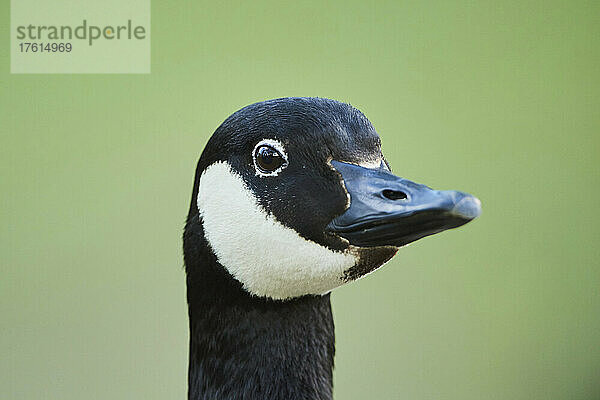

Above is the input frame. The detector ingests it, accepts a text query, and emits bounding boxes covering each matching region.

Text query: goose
[183,97,481,400]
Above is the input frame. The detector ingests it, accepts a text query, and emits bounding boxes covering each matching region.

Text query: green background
[1,1,598,399]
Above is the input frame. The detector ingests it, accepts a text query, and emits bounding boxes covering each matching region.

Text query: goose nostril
[382,189,407,201]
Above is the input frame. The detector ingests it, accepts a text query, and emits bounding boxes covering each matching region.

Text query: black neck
[184,221,335,400]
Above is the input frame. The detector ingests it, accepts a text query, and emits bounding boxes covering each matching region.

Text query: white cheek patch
[197,161,357,300]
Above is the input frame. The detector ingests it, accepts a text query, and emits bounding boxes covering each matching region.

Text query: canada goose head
[185,97,481,300]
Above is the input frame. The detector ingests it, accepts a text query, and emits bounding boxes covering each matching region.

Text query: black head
[184,97,480,300]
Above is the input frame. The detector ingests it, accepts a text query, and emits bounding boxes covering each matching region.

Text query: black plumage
[184,98,374,400]
[183,97,480,399]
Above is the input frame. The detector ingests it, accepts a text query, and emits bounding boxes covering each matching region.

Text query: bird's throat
[187,290,335,400]
[184,212,336,399]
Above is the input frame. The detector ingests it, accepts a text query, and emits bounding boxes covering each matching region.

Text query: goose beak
[326,160,481,247]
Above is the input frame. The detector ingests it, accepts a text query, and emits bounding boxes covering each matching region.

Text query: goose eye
[254,144,287,174]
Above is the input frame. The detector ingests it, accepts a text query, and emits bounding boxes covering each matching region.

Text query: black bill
[327,160,481,247]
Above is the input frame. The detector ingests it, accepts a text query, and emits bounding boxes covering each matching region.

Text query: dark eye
[254,145,286,174]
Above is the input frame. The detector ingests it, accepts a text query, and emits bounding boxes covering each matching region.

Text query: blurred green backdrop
[1,1,599,399]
